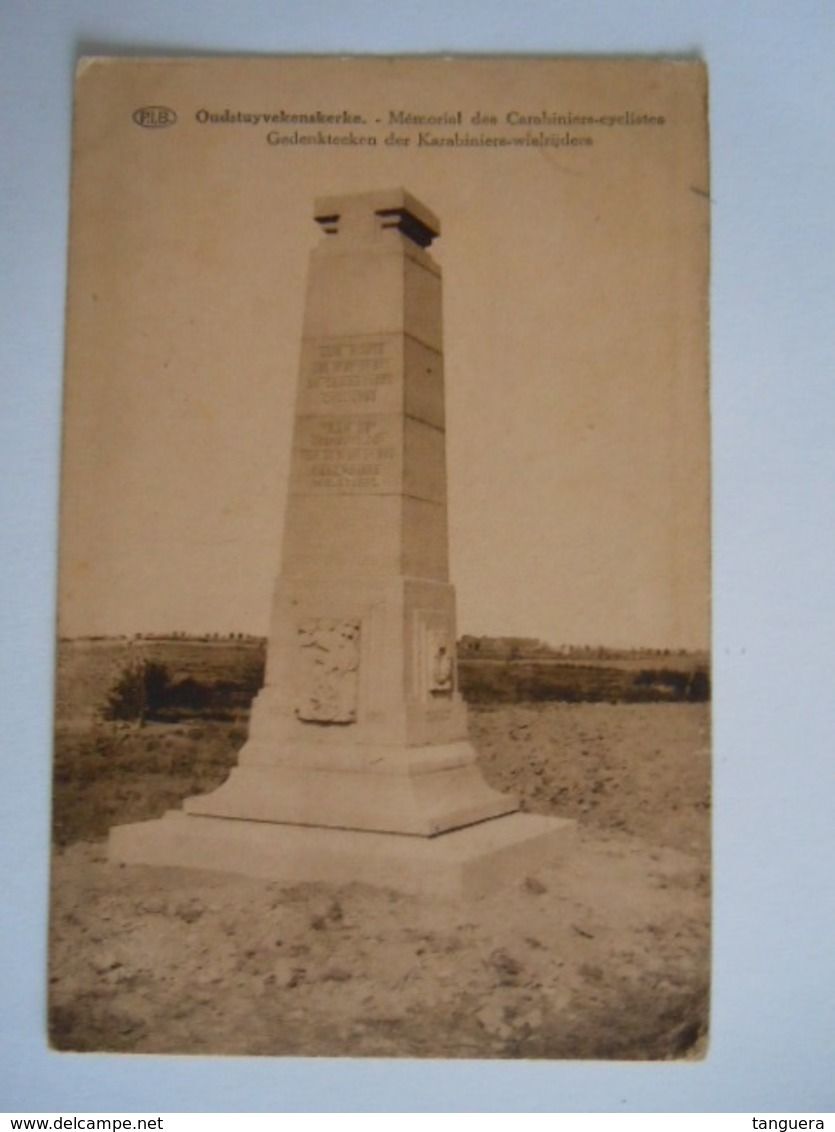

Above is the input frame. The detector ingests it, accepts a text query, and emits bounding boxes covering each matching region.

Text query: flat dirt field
[49,655,711,1059]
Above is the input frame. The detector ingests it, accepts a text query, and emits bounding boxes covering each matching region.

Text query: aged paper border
[2,2,834,1114]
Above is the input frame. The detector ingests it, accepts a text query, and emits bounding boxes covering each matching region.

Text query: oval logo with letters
[132,106,177,128]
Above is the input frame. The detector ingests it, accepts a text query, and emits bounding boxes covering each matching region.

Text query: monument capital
[314,187,440,248]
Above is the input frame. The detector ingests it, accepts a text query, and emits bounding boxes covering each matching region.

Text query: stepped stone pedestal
[109,188,574,895]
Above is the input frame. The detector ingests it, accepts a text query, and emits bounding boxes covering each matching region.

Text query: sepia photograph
[50,56,711,1059]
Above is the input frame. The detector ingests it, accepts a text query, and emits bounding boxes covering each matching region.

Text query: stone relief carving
[427,627,454,695]
[295,619,361,723]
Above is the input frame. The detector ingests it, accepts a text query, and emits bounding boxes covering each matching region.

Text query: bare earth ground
[49,702,710,1059]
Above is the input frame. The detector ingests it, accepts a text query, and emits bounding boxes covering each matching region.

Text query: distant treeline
[96,634,709,724]
[458,635,707,662]
[64,633,703,661]
[62,632,264,644]
[457,660,710,704]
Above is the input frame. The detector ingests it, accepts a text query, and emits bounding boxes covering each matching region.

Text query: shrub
[101,655,265,724]
[102,661,172,724]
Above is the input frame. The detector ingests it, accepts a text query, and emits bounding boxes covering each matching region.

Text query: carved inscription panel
[295,618,361,724]
[292,415,399,493]
[299,337,399,414]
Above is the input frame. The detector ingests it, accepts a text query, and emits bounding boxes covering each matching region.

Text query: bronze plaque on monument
[51,58,711,1058]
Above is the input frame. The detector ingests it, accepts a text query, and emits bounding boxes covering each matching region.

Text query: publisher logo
[132,106,177,128]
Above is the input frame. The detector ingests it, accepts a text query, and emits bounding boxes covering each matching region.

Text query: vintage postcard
[51,56,710,1058]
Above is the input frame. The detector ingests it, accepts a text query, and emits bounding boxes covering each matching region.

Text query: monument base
[182,741,517,836]
[108,811,575,897]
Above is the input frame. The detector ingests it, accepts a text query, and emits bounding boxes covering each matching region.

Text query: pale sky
[59,58,710,649]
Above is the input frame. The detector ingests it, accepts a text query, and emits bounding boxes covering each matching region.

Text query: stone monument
[109,188,573,894]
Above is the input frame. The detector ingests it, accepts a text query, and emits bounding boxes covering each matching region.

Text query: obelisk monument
[110,189,573,893]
